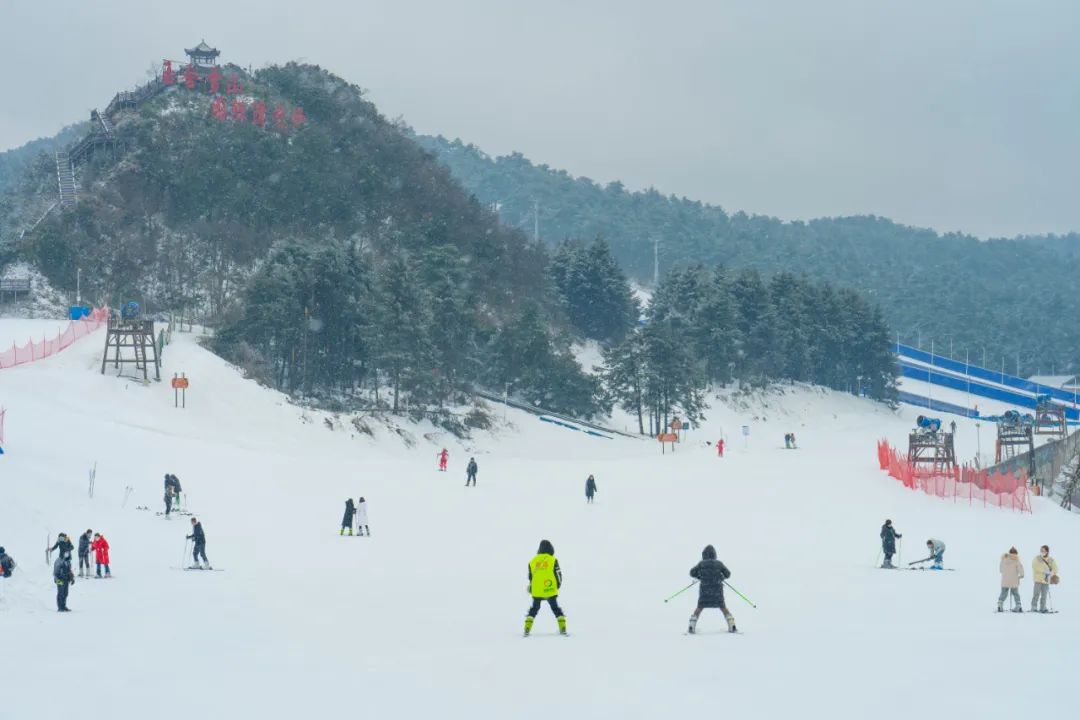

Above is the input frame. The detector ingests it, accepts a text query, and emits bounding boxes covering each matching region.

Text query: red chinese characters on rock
[251,100,267,128]
[226,74,243,95]
[291,107,305,130]
[231,99,247,122]
[210,96,228,122]
[183,64,199,90]
[162,60,176,86]
[273,104,287,131]
[207,66,223,95]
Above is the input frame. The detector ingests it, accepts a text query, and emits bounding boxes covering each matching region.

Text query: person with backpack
[880,520,902,569]
[687,545,737,634]
[355,497,370,536]
[466,458,478,487]
[165,474,183,512]
[1031,545,1060,613]
[341,498,356,536]
[77,529,93,577]
[585,474,597,504]
[53,554,74,612]
[524,540,566,637]
[91,533,111,578]
[187,518,210,569]
[998,547,1024,612]
[0,547,16,578]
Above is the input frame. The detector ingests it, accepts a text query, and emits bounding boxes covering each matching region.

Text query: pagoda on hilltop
[184,40,221,68]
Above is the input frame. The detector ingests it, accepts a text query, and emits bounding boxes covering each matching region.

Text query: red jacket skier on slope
[717,439,725,458]
[91,533,111,577]
[438,448,449,471]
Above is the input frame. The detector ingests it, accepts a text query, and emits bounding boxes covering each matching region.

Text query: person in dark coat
[49,533,74,560]
[0,547,16,578]
[585,475,597,504]
[688,545,736,633]
[880,519,902,569]
[53,554,74,611]
[77,529,93,577]
[168,474,183,509]
[186,518,210,569]
[341,498,356,536]
[466,458,478,487]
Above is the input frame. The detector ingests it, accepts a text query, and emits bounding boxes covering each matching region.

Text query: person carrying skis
[341,498,356,536]
[355,497,370,536]
[438,448,449,472]
[0,547,16,578]
[49,533,74,561]
[166,474,183,510]
[717,439,725,458]
[688,544,737,634]
[1031,545,1059,613]
[77,529,93,577]
[880,520,902,568]
[53,553,74,612]
[91,533,111,578]
[524,539,566,636]
[585,474,597,504]
[998,547,1024,612]
[466,457,478,487]
[187,518,210,569]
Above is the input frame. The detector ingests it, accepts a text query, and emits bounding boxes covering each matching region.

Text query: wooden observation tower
[101,303,160,382]
[907,415,956,473]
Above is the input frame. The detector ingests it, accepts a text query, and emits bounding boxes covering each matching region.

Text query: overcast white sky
[2,0,1077,238]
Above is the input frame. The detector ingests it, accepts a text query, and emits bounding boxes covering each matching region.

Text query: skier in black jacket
[77,529,93,577]
[585,475,597,503]
[880,519,902,569]
[0,547,15,578]
[466,458,478,487]
[341,498,356,536]
[688,545,736,633]
[186,518,210,569]
[53,554,74,611]
[49,533,74,560]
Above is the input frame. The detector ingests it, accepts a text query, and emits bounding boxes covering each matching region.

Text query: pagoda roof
[184,41,220,57]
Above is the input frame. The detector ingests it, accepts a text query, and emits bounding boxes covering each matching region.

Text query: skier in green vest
[524,539,567,637]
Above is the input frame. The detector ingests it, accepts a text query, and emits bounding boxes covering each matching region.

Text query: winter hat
[884,519,892,526]
[359,497,365,503]
[702,545,717,560]
[0,547,5,554]
[1009,547,1018,555]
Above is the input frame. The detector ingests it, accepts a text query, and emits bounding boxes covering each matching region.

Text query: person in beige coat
[998,547,1024,612]
[1031,545,1060,613]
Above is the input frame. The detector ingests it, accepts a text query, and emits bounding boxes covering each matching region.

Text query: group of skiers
[880,520,1062,613]
[522,540,738,636]
[783,433,797,449]
[998,545,1059,613]
[340,497,370,536]
[43,530,111,611]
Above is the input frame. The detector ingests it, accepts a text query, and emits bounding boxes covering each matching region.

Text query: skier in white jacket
[355,497,370,536]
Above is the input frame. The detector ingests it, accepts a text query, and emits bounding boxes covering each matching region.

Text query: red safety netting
[0,308,109,370]
[0,407,5,444]
[876,439,1030,513]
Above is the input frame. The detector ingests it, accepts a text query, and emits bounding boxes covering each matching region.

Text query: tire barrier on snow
[876,440,1031,513]
[0,308,109,370]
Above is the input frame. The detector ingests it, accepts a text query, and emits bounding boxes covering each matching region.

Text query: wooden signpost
[172,373,189,408]
[658,432,678,454]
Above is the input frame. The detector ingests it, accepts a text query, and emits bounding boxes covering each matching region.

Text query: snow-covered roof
[185,41,220,56]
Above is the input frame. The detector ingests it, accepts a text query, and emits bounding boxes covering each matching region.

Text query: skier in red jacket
[91,533,111,578]
[438,448,449,472]
[717,439,725,458]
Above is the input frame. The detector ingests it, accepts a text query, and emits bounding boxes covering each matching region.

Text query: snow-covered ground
[0,325,1076,719]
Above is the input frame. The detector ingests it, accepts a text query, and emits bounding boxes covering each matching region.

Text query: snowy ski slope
[0,325,1076,719]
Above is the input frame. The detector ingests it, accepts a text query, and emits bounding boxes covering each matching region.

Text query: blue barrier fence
[896,343,1080,407]
[898,362,1080,421]
[896,390,979,418]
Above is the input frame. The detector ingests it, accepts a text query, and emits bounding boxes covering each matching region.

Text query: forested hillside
[417,135,1080,375]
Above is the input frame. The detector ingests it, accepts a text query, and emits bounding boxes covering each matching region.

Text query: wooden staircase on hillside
[55,151,77,207]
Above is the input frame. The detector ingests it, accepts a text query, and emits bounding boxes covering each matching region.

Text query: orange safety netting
[0,308,109,370]
[876,439,1031,513]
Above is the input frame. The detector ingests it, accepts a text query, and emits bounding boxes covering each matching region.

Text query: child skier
[355,497,370,536]
[880,520,901,568]
[187,518,210,569]
[466,457,478,487]
[53,553,74,612]
[688,545,737,634]
[438,448,449,472]
[1031,545,1059,613]
[524,540,566,636]
[77,529,93,577]
[998,547,1024,612]
[585,474,597,503]
[341,498,356,536]
[0,546,15,578]
[91,533,111,578]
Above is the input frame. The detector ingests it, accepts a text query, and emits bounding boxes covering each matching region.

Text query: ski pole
[724,581,757,609]
[663,580,698,603]
[875,548,882,567]
[898,538,903,566]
